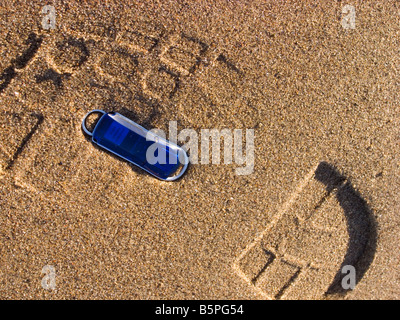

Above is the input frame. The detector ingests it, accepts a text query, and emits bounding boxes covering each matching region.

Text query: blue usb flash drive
[81,110,189,181]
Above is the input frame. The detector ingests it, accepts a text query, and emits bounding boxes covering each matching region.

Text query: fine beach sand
[0,0,399,299]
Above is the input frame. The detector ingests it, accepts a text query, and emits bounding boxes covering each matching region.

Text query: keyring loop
[81,109,106,136]
[165,149,190,181]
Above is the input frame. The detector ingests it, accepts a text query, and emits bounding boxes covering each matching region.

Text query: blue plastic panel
[91,112,186,181]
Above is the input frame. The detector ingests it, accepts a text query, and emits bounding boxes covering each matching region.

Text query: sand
[0,0,399,299]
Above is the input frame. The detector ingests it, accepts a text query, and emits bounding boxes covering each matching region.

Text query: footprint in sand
[234,162,376,299]
[0,111,43,178]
